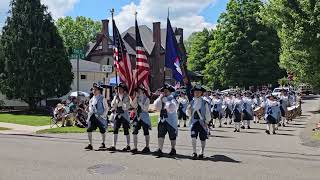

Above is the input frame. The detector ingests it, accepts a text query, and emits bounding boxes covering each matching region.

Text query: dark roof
[121,25,155,55]
[188,71,204,78]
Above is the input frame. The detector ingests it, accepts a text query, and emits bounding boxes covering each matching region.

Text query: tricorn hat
[191,84,206,93]
[160,83,175,92]
[116,83,128,92]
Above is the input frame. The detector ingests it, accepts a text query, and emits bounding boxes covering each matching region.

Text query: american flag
[135,19,150,96]
[112,20,135,97]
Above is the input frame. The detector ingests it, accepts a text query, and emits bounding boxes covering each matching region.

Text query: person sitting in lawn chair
[75,104,88,128]
[54,103,67,127]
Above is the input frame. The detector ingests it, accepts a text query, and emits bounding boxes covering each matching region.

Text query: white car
[272,87,290,97]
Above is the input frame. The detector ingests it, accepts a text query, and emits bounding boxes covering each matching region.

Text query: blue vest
[189,99,208,132]
[137,96,151,127]
[158,95,178,134]
[264,101,281,120]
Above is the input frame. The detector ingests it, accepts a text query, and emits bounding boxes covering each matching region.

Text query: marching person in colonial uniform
[211,93,223,128]
[186,85,211,160]
[154,84,178,157]
[130,86,152,154]
[241,91,254,129]
[107,83,131,151]
[263,94,281,134]
[223,93,234,125]
[233,93,243,132]
[177,91,189,127]
[279,89,289,127]
[85,84,108,150]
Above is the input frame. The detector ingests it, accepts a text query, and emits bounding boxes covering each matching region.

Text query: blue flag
[165,18,183,82]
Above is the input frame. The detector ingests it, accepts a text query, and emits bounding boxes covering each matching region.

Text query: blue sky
[0,0,229,37]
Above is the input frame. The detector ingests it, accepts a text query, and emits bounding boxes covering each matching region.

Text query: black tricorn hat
[116,83,128,92]
[191,84,206,93]
[93,83,103,92]
[160,83,175,92]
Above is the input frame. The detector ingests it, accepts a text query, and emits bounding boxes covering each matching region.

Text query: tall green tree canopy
[205,0,284,89]
[186,28,214,72]
[261,0,320,89]
[0,0,73,109]
[56,16,102,51]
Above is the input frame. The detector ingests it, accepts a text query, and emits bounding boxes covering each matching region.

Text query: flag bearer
[107,83,131,151]
[153,84,178,157]
[177,91,189,127]
[130,86,152,154]
[186,85,211,160]
[85,84,108,150]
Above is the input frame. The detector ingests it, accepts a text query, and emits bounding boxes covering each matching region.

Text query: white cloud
[41,0,79,19]
[0,0,79,30]
[113,0,217,38]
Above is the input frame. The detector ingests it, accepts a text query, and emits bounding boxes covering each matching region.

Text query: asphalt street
[0,96,320,180]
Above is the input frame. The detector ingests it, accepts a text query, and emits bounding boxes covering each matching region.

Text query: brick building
[85,19,188,91]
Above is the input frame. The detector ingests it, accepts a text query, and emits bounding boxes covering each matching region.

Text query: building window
[81,75,87,80]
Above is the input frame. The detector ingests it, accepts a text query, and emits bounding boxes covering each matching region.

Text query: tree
[186,29,213,72]
[261,0,320,89]
[0,0,73,110]
[205,0,284,89]
[56,16,102,51]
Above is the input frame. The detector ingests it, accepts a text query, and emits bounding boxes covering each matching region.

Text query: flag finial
[110,8,115,20]
[135,11,138,21]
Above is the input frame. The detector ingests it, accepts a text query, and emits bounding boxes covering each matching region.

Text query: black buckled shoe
[169,148,177,156]
[272,131,276,135]
[84,144,93,150]
[192,153,197,160]
[234,129,237,132]
[130,148,138,154]
[141,147,150,153]
[122,145,131,151]
[198,154,204,159]
[99,143,106,149]
[241,125,245,129]
[107,146,116,151]
[265,130,270,134]
[155,149,163,157]
[247,126,251,129]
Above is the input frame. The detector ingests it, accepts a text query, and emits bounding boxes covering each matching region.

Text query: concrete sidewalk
[0,122,50,134]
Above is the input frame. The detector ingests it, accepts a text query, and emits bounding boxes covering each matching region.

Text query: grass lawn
[0,127,11,131]
[312,131,320,140]
[36,115,159,134]
[0,113,51,126]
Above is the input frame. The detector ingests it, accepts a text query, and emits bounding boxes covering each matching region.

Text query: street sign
[102,65,113,73]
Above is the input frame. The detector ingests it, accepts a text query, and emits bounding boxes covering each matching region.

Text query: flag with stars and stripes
[112,19,135,97]
[135,19,150,96]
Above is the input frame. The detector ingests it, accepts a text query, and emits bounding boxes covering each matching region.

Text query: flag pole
[135,11,138,88]
[164,7,170,86]
[110,8,118,91]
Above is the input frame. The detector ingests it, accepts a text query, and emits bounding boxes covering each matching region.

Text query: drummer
[279,89,289,127]
[223,93,234,125]
[263,94,281,134]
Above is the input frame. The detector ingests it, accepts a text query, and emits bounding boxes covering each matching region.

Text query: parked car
[298,84,313,95]
[272,87,290,97]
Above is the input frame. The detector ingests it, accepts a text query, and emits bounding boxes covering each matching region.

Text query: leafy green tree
[261,0,320,89]
[186,28,213,72]
[205,0,284,89]
[0,0,73,110]
[56,16,101,51]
